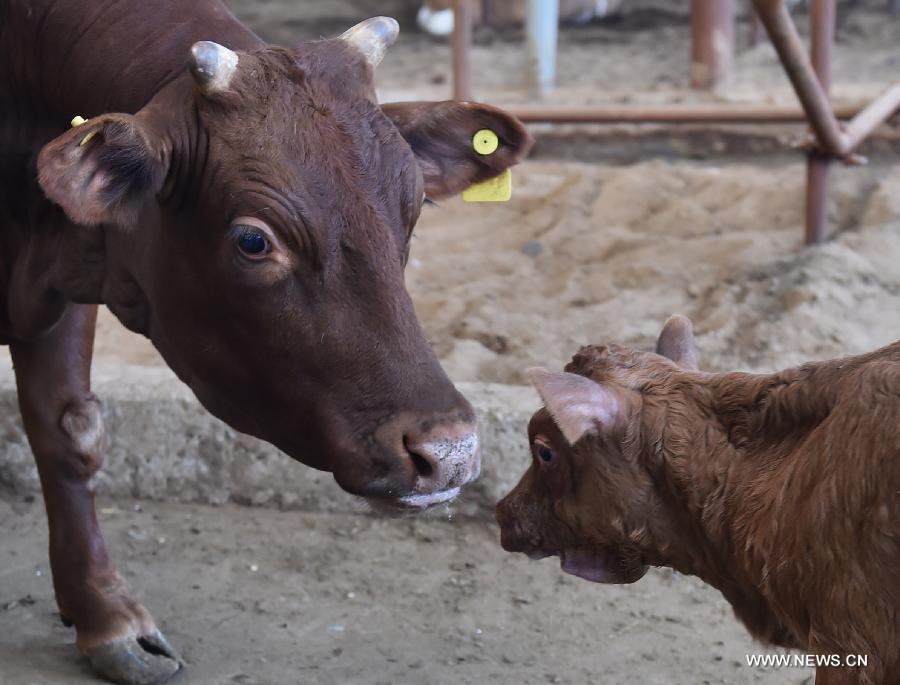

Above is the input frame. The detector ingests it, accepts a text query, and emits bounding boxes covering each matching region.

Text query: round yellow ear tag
[473,129,499,156]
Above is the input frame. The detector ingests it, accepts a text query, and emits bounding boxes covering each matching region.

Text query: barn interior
[2,1,898,683]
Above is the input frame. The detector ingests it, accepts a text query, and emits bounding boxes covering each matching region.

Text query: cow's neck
[5,0,264,117]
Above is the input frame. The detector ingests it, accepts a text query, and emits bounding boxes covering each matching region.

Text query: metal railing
[449,0,900,244]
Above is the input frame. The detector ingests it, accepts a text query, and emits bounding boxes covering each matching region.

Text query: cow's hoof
[84,628,183,685]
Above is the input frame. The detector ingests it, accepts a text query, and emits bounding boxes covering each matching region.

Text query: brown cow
[0,1,530,682]
[496,316,900,685]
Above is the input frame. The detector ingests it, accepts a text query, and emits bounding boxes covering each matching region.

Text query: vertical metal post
[526,0,559,97]
[482,0,495,26]
[805,0,836,245]
[690,0,735,89]
[749,8,764,47]
[452,0,473,101]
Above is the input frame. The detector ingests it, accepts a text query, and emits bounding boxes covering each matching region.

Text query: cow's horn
[189,41,239,93]
[340,17,399,68]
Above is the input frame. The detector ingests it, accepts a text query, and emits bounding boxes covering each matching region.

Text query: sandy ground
[2,2,900,685]
[413,160,900,383]
[0,495,814,685]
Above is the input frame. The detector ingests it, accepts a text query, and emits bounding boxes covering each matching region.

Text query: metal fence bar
[503,103,867,123]
[751,0,847,157]
[453,0,474,100]
[805,0,836,245]
[526,0,560,96]
[446,0,900,244]
[691,0,735,88]
[843,83,900,150]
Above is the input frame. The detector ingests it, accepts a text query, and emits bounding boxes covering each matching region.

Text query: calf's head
[496,315,700,582]
[37,18,532,508]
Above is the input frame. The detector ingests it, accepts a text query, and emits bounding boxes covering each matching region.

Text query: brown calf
[497,316,900,685]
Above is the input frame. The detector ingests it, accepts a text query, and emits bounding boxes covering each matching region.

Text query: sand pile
[408,160,900,381]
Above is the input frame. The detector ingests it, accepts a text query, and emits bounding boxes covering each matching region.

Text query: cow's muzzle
[344,410,481,510]
[396,429,480,508]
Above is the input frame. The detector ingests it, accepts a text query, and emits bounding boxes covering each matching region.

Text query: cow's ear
[382,101,532,200]
[37,113,167,228]
[655,314,699,371]
[527,368,624,446]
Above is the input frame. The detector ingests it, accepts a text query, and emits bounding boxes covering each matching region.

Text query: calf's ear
[382,101,532,200]
[655,314,699,371]
[526,368,623,445]
[37,113,167,228]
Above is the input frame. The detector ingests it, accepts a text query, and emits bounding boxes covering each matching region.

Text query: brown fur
[497,317,900,685]
[1,1,531,680]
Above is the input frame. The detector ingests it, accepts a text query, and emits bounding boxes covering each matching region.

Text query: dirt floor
[0,495,815,685]
[2,2,899,685]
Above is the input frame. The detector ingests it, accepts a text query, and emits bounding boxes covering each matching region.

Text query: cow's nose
[397,421,481,507]
[406,425,480,484]
[352,408,480,507]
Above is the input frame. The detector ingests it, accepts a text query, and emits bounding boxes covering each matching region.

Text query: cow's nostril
[404,437,435,479]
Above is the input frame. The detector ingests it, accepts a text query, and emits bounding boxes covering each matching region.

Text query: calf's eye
[537,445,554,463]
[236,227,269,257]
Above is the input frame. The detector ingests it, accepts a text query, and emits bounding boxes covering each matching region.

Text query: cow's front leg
[11,303,182,685]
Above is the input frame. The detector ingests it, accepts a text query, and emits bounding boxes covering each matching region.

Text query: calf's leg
[11,303,181,685]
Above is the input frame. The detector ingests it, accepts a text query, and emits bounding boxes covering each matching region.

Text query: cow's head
[495,316,701,582]
[37,18,532,508]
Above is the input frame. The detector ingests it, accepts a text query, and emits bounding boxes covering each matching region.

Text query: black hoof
[84,628,183,685]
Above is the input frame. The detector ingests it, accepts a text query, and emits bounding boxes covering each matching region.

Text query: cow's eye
[537,445,554,463]
[236,227,270,257]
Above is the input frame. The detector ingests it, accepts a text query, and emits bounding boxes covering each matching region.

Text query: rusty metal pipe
[805,0,836,245]
[749,8,765,47]
[843,82,900,151]
[805,154,830,244]
[752,0,849,156]
[502,103,866,124]
[691,0,735,89]
[452,0,473,101]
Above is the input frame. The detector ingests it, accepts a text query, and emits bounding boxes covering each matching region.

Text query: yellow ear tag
[70,115,97,146]
[462,169,512,202]
[462,128,512,203]
[472,128,499,155]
